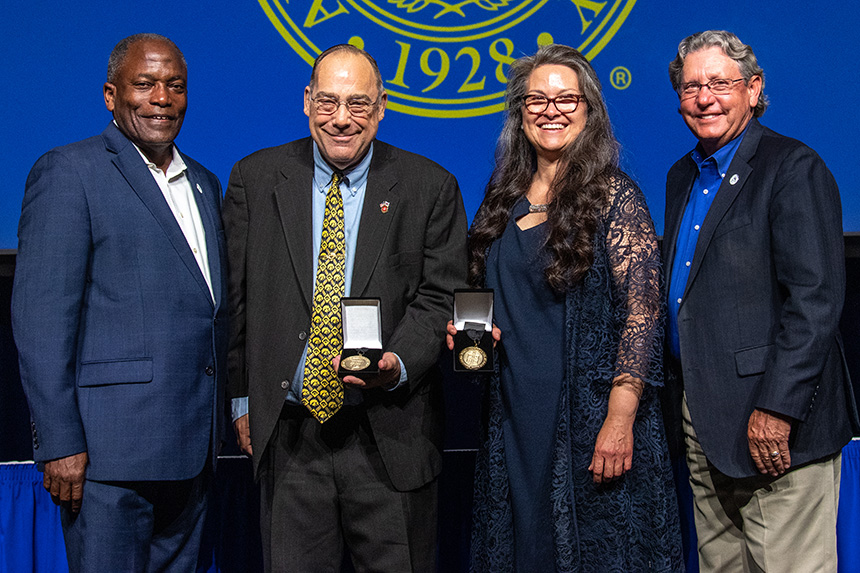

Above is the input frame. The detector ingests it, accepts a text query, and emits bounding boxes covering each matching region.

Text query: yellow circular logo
[259,0,636,117]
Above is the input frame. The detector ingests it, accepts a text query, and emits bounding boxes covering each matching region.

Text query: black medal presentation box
[453,289,494,373]
[338,298,382,377]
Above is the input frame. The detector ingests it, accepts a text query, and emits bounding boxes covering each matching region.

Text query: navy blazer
[663,119,859,478]
[12,123,228,482]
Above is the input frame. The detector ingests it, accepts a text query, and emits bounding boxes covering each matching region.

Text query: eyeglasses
[311,95,378,118]
[523,94,586,115]
[678,78,745,98]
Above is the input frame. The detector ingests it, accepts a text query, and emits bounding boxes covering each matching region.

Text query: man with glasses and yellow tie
[222,44,468,572]
[662,30,859,572]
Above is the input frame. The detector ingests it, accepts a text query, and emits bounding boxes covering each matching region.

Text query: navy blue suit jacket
[12,123,228,482]
[663,119,859,478]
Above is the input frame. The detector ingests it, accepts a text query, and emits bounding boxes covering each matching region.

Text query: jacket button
[281,380,289,389]
[205,366,214,376]
[298,332,307,340]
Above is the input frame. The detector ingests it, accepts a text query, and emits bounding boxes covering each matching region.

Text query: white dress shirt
[134,143,214,302]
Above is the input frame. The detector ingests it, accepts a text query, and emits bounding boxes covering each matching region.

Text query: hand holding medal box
[337,298,383,377]
[452,289,494,373]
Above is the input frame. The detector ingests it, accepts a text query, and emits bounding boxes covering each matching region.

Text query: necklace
[528,203,549,213]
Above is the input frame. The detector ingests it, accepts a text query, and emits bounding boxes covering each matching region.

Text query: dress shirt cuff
[386,353,408,391]
[231,397,249,422]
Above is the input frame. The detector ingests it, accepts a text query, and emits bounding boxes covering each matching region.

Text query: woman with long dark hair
[449,44,683,572]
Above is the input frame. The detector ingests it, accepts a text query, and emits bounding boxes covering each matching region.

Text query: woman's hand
[446,320,501,350]
[445,320,458,350]
[589,414,634,484]
[588,377,642,484]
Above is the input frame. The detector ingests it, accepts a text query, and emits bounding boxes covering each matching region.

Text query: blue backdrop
[2,1,858,249]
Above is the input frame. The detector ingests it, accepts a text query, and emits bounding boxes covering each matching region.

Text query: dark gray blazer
[222,138,468,490]
[663,119,859,478]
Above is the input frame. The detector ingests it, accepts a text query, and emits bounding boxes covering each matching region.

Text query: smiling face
[104,39,187,169]
[679,46,761,156]
[304,51,386,171]
[520,64,587,164]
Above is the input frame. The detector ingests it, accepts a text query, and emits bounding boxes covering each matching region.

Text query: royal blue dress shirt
[668,126,750,358]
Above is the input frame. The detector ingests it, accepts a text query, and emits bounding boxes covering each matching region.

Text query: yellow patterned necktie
[302,172,346,423]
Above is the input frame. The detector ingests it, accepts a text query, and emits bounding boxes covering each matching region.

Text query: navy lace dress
[470,174,684,573]
[485,196,565,571]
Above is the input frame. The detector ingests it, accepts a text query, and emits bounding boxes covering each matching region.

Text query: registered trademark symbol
[610,66,632,90]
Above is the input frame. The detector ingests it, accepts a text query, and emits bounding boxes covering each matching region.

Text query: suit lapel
[103,124,213,304]
[186,163,222,307]
[351,145,397,297]
[274,148,315,308]
[663,157,696,289]
[683,120,762,299]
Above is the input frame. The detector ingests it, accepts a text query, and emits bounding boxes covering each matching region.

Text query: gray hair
[669,30,768,117]
[107,34,186,84]
[309,44,384,97]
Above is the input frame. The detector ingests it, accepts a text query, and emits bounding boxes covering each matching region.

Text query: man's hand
[336,351,401,389]
[748,408,792,476]
[234,414,253,456]
[43,451,88,513]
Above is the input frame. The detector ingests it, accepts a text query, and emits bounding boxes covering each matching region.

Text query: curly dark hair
[468,44,619,293]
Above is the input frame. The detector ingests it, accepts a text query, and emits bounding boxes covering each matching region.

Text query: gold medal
[341,353,371,371]
[458,344,487,370]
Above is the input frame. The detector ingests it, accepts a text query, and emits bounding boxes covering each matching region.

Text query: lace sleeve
[604,174,664,386]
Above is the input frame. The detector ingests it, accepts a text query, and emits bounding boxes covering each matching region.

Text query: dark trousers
[60,470,208,573]
[260,404,437,573]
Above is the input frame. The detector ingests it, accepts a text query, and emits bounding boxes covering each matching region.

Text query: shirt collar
[691,121,751,175]
[312,141,373,197]
[114,120,186,180]
[132,143,186,181]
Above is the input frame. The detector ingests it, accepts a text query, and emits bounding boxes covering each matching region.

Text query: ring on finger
[770,450,780,459]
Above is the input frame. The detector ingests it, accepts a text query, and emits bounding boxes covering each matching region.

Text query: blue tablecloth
[838,440,860,573]
[0,463,67,573]
[0,458,262,573]
[2,441,859,572]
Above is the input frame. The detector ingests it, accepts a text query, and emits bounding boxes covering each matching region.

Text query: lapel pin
[729,174,739,186]
[196,183,203,194]
[380,201,390,214]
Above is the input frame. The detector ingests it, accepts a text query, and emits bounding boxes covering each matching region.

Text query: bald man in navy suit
[12,34,227,572]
